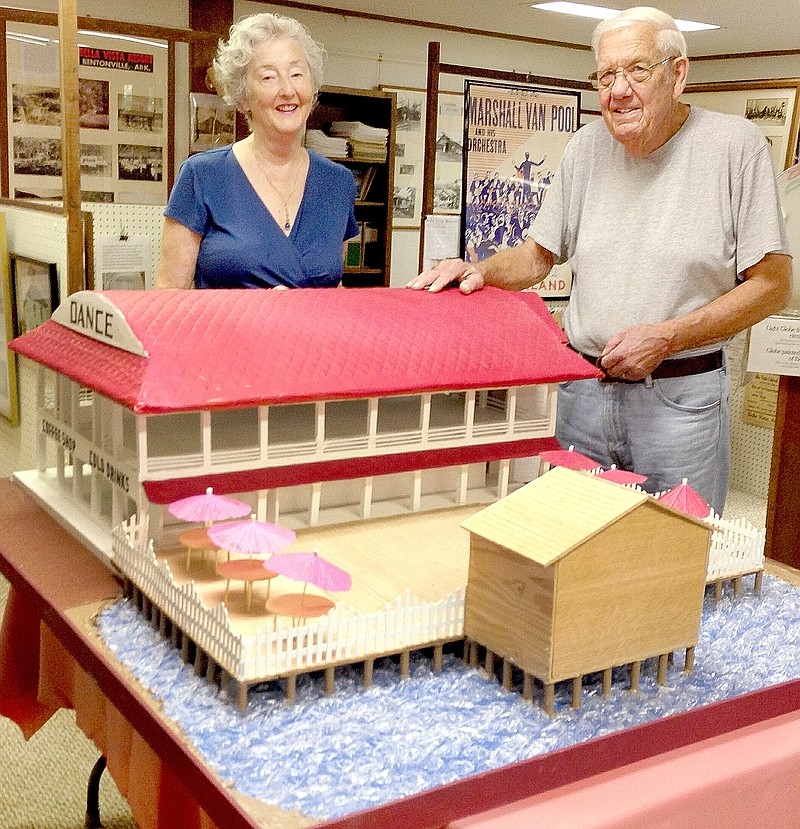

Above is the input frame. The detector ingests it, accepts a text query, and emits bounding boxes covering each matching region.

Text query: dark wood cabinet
[307,86,396,287]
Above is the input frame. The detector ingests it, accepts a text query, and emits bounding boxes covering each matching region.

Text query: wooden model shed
[461,467,712,711]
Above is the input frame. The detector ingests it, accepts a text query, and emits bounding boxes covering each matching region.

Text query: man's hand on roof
[406,258,485,294]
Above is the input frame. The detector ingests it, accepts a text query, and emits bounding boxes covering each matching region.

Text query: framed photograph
[0,215,20,425]
[381,86,464,228]
[683,80,800,174]
[189,91,235,153]
[10,255,59,337]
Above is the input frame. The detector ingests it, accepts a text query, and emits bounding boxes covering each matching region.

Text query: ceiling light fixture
[530,2,719,32]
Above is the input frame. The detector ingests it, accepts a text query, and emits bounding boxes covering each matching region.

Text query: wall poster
[462,81,580,300]
[7,23,169,205]
[381,86,464,229]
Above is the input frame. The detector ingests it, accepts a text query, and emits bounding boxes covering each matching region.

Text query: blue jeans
[555,363,730,516]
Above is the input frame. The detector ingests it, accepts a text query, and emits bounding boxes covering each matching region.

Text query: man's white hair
[591,6,688,59]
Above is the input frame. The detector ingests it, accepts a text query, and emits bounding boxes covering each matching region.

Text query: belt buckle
[594,355,612,382]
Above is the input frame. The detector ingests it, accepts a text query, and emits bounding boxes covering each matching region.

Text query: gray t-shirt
[531,106,790,356]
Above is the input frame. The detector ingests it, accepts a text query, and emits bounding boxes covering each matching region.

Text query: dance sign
[461,81,580,299]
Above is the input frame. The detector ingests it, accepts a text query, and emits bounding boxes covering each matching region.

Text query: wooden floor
[155,505,478,636]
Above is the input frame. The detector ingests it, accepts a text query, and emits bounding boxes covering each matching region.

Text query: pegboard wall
[84,203,165,289]
[728,332,776,500]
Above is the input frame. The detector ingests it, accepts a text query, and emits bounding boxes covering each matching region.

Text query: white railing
[705,513,765,582]
[237,588,464,680]
[113,519,244,676]
[112,517,465,685]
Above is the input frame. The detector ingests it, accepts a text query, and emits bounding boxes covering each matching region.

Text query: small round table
[216,558,278,611]
[265,593,335,626]
[178,526,218,570]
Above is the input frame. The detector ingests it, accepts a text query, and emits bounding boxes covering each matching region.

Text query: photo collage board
[382,86,464,229]
[7,23,169,205]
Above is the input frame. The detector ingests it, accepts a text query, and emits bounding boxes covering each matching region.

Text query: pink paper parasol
[539,445,601,471]
[168,487,251,526]
[655,478,712,518]
[596,465,648,485]
[207,514,296,557]
[265,549,352,593]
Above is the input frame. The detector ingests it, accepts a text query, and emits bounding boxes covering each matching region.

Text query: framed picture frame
[189,91,236,154]
[9,254,59,337]
[0,214,19,425]
[461,80,580,301]
[683,79,800,174]
[380,85,464,228]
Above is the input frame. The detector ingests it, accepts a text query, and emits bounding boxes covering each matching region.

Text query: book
[343,222,364,268]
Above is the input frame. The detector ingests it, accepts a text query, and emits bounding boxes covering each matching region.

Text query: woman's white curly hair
[212,12,325,112]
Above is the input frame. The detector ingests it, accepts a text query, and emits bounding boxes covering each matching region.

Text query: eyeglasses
[589,56,678,91]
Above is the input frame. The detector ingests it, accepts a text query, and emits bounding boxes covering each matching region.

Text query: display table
[4,478,800,829]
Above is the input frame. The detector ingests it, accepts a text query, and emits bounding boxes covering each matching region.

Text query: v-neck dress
[164,146,359,289]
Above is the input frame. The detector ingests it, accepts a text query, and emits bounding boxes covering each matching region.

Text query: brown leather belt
[573,348,724,383]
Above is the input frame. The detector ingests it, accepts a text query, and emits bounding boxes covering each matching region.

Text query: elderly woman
[155,13,358,289]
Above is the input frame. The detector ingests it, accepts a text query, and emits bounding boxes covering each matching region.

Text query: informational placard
[97,234,150,289]
[742,372,778,428]
[747,315,800,376]
[422,214,460,272]
[461,81,579,300]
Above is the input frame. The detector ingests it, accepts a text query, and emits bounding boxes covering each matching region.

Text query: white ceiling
[287,1,798,58]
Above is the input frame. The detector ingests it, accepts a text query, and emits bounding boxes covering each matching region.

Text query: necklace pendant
[284,218,291,230]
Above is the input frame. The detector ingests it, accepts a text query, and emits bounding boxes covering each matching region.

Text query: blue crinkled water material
[96,575,800,821]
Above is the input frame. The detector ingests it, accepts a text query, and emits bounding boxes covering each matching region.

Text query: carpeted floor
[0,575,136,829]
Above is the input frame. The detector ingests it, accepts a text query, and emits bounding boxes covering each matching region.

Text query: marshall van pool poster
[462,80,579,300]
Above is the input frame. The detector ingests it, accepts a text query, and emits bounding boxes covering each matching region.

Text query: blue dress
[164,146,359,289]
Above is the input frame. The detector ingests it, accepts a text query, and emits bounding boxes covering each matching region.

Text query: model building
[461,466,712,714]
[10,286,603,705]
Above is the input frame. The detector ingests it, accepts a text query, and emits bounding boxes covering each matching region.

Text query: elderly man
[407,6,792,515]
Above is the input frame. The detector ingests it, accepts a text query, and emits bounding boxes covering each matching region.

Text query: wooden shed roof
[461,466,710,566]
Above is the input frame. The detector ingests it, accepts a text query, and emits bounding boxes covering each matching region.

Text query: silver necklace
[254,149,302,232]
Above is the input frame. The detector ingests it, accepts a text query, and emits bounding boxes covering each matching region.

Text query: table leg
[85,754,107,829]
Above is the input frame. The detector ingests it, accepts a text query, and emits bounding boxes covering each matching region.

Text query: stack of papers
[330,121,388,161]
[305,128,350,158]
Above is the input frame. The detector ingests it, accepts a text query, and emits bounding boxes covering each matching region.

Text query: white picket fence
[705,513,765,582]
[113,519,245,678]
[238,588,464,679]
[112,517,465,684]
[615,483,765,584]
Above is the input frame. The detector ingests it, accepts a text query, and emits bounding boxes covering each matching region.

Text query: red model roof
[10,287,599,414]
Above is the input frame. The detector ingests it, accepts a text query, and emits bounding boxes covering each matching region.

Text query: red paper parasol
[596,465,648,485]
[655,478,712,518]
[207,514,296,557]
[265,549,352,593]
[539,445,601,471]
[168,486,251,526]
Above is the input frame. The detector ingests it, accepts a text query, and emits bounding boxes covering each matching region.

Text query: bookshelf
[307,86,396,287]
